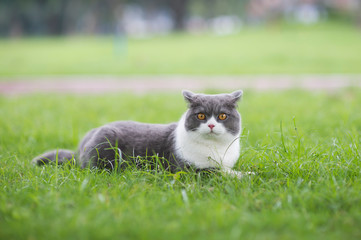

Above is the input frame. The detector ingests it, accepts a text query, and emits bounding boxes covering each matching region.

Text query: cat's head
[182,90,243,137]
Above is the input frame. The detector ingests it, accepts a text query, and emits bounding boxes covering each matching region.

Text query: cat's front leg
[221,168,255,179]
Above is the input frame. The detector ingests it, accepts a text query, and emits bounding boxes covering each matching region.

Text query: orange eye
[197,113,206,120]
[218,113,227,120]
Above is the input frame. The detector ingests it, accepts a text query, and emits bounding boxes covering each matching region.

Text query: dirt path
[1,75,360,95]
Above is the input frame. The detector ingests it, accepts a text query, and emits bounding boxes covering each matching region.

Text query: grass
[1,89,361,239]
[0,23,361,77]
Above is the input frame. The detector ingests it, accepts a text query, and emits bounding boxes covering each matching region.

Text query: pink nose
[208,124,215,130]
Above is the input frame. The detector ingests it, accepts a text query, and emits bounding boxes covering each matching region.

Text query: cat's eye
[197,113,206,120]
[218,113,227,120]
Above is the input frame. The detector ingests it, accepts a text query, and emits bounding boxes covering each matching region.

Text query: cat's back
[107,120,177,137]
[80,120,177,149]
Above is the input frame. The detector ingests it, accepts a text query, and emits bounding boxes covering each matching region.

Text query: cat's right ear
[182,90,196,104]
[230,90,243,102]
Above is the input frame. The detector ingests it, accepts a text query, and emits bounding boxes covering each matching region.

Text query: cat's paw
[222,169,255,179]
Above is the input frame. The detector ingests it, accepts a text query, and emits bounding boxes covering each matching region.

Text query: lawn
[0,23,361,77]
[1,89,361,239]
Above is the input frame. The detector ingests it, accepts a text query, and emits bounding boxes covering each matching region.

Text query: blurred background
[1,0,360,37]
[0,0,361,94]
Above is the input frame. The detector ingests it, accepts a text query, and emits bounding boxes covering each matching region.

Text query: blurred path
[0,75,360,95]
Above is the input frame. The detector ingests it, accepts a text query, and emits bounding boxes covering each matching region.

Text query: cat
[32,90,248,178]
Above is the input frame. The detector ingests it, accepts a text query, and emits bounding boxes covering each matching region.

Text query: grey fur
[77,121,182,171]
[33,149,75,165]
[32,90,243,172]
[183,90,242,135]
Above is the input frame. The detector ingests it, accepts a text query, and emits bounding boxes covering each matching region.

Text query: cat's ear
[182,90,196,104]
[230,90,243,103]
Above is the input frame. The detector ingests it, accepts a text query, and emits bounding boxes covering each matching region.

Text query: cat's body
[33,90,245,176]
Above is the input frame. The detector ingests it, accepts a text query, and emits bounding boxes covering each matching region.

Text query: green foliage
[1,90,361,239]
[1,23,361,76]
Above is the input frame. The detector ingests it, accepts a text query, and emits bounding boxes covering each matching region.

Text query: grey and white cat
[33,90,246,177]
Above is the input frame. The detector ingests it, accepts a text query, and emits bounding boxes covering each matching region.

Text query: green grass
[1,23,361,76]
[1,90,361,239]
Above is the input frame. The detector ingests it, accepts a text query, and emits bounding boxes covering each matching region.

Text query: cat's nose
[208,124,215,130]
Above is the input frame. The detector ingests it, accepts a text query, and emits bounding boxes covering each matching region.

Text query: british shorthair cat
[32,90,249,177]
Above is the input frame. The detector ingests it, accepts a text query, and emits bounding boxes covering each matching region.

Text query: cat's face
[182,90,242,138]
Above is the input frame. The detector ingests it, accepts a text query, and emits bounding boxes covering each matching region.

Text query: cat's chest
[174,128,240,169]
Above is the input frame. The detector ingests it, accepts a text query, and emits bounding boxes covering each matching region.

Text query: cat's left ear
[182,90,196,104]
[230,90,243,103]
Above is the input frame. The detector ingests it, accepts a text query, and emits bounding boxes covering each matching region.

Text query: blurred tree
[168,0,189,30]
[46,0,68,35]
[358,3,361,27]
[0,0,359,37]
[0,0,191,35]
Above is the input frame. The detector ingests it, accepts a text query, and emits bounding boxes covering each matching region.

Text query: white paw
[222,169,255,179]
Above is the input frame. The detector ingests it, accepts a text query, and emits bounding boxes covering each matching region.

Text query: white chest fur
[174,114,241,169]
